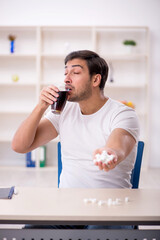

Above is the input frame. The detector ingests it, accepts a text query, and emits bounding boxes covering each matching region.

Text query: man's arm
[93,128,136,171]
[12,85,59,153]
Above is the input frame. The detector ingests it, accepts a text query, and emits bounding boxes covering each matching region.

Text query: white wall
[0,0,160,167]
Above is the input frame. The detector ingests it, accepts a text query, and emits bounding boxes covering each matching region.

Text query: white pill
[100,155,106,161]
[14,188,19,195]
[95,153,101,160]
[108,155,114,161]
[91,198,97,203]
[83,198,91,203]
[112,201,117,205]
[116,198,122,203]
[98,200,106,206]
[94,151,114,166]
[107,198,112,205]
[125,197,129,203]
[94,158,101,163]
[102,150,107,155]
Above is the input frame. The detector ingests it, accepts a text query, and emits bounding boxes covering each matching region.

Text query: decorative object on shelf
[39,146,46,167]
[26,150,36,167]
[123,40,137,54]
[26,146,46,168]
[123,40,137,46]
[8,34,16,53]
[120,100,135,109]
[12,74,19,83]
[108,62,114,83]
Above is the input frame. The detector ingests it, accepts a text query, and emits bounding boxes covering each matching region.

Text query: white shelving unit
[0,26,149,169]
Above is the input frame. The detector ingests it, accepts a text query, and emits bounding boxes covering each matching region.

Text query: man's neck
[79,92,108,115]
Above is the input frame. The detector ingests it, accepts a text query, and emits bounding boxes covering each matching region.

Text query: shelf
[41,82,64,87]
[41,53,148,61]
[0,109,32,114]
[0,25,149,168]
[0,137,12,142]
[0,133,59,143]
[106,83,147,89]
[41,27,93,55]
[96,26,147,57]
[95,26,148,31]
[41,53,65,59]
[0,82,36,87]
[0,54,36,58]
[104,54,148,61]
[0,56,37,85]
[0,27,37,56]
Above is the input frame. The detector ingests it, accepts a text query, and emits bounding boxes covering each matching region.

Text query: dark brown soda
[51,90,69,114]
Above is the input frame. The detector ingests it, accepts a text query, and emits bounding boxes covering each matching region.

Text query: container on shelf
[26,150,36,167]
[39,146,46,168]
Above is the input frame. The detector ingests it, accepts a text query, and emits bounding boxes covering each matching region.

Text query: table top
[0,188,160,225]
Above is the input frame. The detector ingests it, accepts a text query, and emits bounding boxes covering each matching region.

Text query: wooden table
[0,188,160,239]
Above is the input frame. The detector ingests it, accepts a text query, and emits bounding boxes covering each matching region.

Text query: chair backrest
[57,141,144,188]
[57,142,62,188]
[131,141,144,189]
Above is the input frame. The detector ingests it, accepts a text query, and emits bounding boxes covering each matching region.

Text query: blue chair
[57,142,62,188]
[130,141,144,189]
[57,141,144,189]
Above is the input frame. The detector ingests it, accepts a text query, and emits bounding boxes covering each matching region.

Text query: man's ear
[92,74,101,87]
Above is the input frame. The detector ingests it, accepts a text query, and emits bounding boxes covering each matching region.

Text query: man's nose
[64,74,72,84]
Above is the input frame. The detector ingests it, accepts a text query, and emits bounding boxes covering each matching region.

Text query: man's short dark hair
[64,50,109,91]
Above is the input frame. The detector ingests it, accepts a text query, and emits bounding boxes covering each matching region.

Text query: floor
[0,166,160,230]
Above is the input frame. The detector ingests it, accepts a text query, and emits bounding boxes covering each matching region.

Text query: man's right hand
[39,85,60,110]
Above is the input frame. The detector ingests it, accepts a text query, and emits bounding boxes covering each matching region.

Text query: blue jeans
[86,225,133,229]
[24,224,133,229]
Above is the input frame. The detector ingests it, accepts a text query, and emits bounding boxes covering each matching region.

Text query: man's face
[64,59,93,102]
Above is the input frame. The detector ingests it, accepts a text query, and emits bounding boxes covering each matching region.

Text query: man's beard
[68,80,92,102]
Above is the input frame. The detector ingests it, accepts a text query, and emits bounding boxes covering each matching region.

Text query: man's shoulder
[106,98,137,119]
[106,98,129,111]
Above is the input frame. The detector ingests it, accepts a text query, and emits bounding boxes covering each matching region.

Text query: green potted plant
[123,40,136,46]
[122,40,137,54]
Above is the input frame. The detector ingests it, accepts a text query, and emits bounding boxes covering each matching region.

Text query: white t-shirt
[45,98,140,189]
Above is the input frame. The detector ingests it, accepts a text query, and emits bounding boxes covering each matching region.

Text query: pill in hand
[94,151,114,164]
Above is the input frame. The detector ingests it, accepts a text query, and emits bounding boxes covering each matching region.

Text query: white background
[0,0,160,167]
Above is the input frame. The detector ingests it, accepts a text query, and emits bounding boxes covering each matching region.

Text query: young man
[12,50,139,189]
